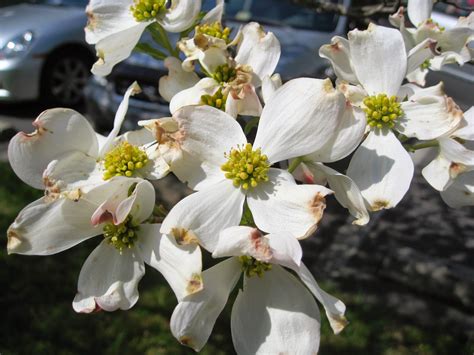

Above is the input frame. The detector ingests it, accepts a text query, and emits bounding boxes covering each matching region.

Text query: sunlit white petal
[254,78,346,163]
[138,224,203,301]
[232,266,321,355]
[160,179,245,251]
[347,130,414,211]
[248,169,332,239]
[72,240,145,313]
[171,258,241,352]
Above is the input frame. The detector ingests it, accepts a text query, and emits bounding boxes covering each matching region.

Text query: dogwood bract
[85,0,202,75]
[422,106,474,196]
[8,82,167,198]
[169,22,281,117]
[8,178,202,312]
[320,23,464,211]
[170,226,347,353]
[389,2,474,85]
[151,78,347,251]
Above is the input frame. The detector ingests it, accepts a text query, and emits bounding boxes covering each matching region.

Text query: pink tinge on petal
[93,302,103,313]
[250,228,273,262]
[91,202,114,226]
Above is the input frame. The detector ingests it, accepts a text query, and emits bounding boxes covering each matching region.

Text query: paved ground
[303,165,474,341]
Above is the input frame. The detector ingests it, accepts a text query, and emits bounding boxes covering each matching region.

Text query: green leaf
[244,117,260,135]
[133,42,167,61]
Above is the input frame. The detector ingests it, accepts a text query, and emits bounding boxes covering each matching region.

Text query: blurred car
[427,3,474,111]
[0,0,93,106]
[86,0,351,132]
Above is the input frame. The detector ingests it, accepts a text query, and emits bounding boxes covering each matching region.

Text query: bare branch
[439,0,474,12]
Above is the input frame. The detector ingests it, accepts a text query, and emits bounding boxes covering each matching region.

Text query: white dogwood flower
[8,82,167,199]
[155,78,346,251]
[389,4,474,85]
[169,22,281,118]
[158,57,200,102]
[170,226,347,353]
[176,0,232,72]
[422,106,474,193]
[7,178,203,312]
[290,100,369,225]
[85,0,202,76]
[320,24,464,211]
[440,171,474,207]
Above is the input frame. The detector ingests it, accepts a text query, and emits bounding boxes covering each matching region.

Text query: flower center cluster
[103,216,140,252]
[130,0,166,22]
[424,18,445,31]
[239,256,272,278]
[200,87,228,111]
[211,64,237,83]
[420,59,431,70]
[103,141,149,180]
[196,22,232,43]
[363,94,403,129]
[221,143,270,190]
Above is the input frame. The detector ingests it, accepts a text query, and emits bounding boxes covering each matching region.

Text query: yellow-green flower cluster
[211,64,237,83]
[196,22,232,43]
[239,255,272,278]
[221,143,270,190]
[420,59,431,70]
[200,87,228,111]
[425,18,445,31]
[363,94,403,129]
[103,216,140,252]
[130,0,165,22]
[103,141,148,180]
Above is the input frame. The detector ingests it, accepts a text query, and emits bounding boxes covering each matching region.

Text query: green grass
[0,161,472,354]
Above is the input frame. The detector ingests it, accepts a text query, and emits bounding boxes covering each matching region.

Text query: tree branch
[290,0,473,18]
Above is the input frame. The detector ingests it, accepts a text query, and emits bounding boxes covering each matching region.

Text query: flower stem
[404,140,439,152]
[287,157,304,174]
[148,23,179,58]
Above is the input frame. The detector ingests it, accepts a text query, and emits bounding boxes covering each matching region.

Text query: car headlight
[0,31,35,60]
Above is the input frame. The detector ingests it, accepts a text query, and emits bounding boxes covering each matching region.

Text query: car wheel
[41,50,92,106]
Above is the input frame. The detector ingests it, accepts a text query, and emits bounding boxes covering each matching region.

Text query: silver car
[0,0,93,106]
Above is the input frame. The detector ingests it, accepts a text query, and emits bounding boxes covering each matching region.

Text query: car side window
[225,0,339,32]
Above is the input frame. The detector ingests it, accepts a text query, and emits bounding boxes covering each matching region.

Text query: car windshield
[27,0,88,7]
[224,0,340,32]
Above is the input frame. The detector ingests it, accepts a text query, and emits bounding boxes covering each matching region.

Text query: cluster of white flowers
[6,0,473,353]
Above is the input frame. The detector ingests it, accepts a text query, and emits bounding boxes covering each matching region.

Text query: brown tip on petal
[18,119,47,142]
[171,227,199,246]
[309,193,327,222]
[301,193,327,239]
[86,9,97,30]
[330,40,342,52]
[179,336,197,350]
[186,273,204,295]
[449,162,467,179]
[370,200,390,211]
[65,188,82,202]
[446,96,464,124]
[194,34,209,50]
[7,228,23,254]
[330,314,350,334]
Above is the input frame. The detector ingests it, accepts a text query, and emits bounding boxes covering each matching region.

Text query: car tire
[41,48,93,107]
